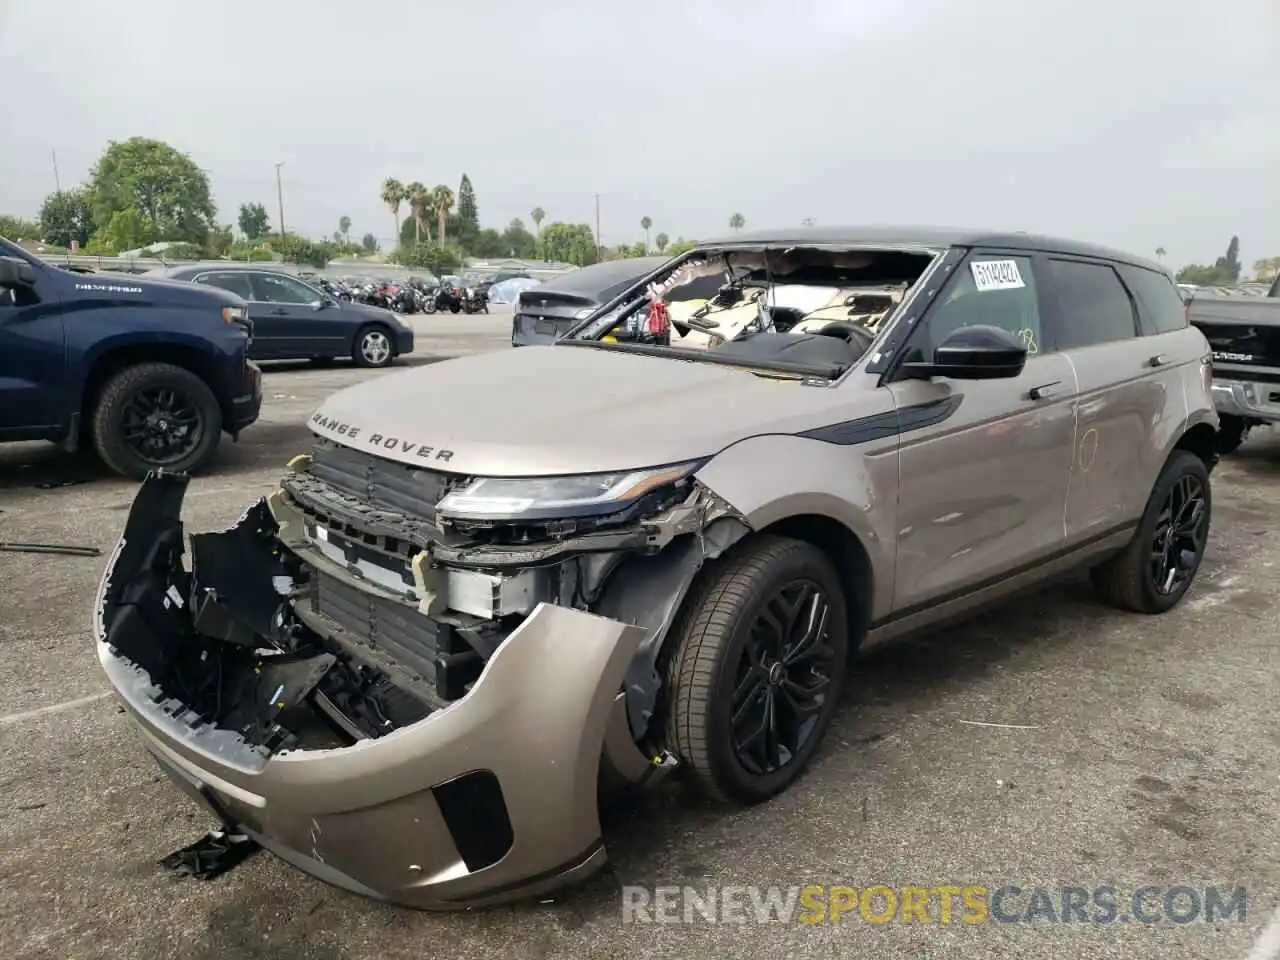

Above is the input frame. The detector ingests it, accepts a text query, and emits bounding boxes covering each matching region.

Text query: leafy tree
[457,174,478,227]
[339,215,352,245]
[399,215,419,248]
[1252,256,1280,281]
[381,178,405,248]
[238,202,271,240]
[667,237,698,256]
[430,185,454,244]
[361,232,377,253]
[203,223,234,258]
[530,206,545,238]
[88,137,216,244]
[1155,246,1166,260]
[39,190,94,247]
[654,232,669,254]
[0,214,42,241]
[406,182,429,243]
[501,218,536,258]
[640,216,652,252]
[392,240,463,274]
[729,213,745,232]
[1220,235,1241,280]
[469,228,508,258]
[90,208,156,254]
[536,222,598,266]
[263,232,332,268]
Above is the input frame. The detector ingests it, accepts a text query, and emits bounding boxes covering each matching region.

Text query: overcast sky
[2,0,1276,268]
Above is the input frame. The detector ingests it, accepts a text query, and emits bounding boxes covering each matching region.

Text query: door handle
[1028,380,1060,401]
[269,308,288,315]
[1147,354,1168,367]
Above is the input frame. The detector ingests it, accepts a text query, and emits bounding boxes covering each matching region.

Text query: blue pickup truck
[0,238,262,478]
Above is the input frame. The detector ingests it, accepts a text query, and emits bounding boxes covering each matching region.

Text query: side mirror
[900,324,1027,380]
[312,298,333,310]
[0,256,36,289]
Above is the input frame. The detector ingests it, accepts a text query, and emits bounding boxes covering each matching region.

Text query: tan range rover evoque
[96,227,1219,909]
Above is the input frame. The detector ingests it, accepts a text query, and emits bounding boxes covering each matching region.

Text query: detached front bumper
[94,473,646,909]
[1211,377,1280,425]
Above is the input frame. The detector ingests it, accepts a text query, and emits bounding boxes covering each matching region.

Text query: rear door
[246,272,342,359]
[1040,258,1179,543]
[193,271,271,357]
[887,249,1078,612]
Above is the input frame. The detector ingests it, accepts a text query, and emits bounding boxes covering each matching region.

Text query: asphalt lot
[2,309,1278,960]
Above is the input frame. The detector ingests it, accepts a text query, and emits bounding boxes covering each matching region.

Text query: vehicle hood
[307,344,870,476]
[63,271,244,308]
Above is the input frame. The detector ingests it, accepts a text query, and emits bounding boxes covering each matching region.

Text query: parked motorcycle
[428,283,463,314]
[461,285,489,314]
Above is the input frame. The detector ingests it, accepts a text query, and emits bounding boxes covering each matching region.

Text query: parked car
[1185,271,1280,452]
[0,239,261,478]
[151,264,414,368]
[511,257,671,346]
[98,226,1218,909]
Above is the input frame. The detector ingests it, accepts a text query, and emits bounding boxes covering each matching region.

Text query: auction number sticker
[970,259,1025,292]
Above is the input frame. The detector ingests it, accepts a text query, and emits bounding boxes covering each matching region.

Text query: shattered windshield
[563,245,936,378]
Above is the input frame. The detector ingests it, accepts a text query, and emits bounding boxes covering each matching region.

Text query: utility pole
[593,192,602,249]
[274,161,287,237]
[51,149,61,193]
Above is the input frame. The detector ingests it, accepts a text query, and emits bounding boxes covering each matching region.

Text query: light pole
[274,161,286,237]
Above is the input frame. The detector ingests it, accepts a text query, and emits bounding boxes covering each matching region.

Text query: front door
[246,272,343,359]
[1040,257,1170,543]
[0,263,66,435]
[887,250,1078,613]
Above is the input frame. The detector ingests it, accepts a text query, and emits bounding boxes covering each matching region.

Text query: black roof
[534,256,669,294]
[698,225,1165,273]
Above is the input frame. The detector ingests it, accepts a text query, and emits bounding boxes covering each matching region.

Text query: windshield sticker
[970,260,1025,292]
[75,282,143,294]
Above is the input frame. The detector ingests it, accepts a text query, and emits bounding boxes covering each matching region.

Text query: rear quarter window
[1120,265,1188,334]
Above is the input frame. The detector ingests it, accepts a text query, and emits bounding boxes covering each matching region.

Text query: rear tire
[1215,414,1248,455]
[664,536,849,804]
[1090,450,1211,613]
[352,325,394,368]
[91,362,222,479]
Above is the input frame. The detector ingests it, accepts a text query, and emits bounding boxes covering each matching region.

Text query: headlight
[436,462,700,521]
[221,305,247,324]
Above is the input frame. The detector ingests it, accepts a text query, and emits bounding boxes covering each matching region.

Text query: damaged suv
[96,227,1218,909]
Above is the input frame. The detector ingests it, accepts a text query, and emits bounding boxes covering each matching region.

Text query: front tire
[353,325,394,368]
[1090,450,1211,613]
[664,536,849,804]
[91,362,222,479]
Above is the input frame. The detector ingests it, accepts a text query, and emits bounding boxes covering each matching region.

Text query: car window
[250,273,318,304]
[196,272,254,300]
[1121,265,1188,334]
[912,253,1044,357]
[1045,259,1138,349]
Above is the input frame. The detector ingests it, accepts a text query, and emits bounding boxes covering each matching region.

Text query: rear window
[1122,265,1188,333]
[197,272,254,300]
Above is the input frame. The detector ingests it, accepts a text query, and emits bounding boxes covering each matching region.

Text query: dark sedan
[512,258,671,346]
[152,264,414,367]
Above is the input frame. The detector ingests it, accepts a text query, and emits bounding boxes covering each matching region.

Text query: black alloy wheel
[1150,473,1208,597]
[120,385,204,465]
[730,579,837,776]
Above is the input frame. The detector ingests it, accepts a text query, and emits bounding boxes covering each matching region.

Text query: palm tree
[406,182,429,243]
[729,213,745,232]
[530,206,545,239]
[1155,246,1167,260]
[640,216,653,253]
[380,178,405,248]
[655,232,669,254]
[431,185,454,244]
[339,215,352,246]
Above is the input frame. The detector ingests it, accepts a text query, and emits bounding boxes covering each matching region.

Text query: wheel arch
[82,343,227,433]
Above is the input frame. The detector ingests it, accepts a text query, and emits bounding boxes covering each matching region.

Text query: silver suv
[96,227,1218,909]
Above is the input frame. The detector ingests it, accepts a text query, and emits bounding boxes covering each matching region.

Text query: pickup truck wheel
[353,325,394,368]
[1090,450,1211,613]
[664,535,849,804]
[91,362,221,479]
[1215,415,1248,455]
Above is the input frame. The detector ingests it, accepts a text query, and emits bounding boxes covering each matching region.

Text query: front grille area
[309,437,467,521]
[308,571,483,704]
